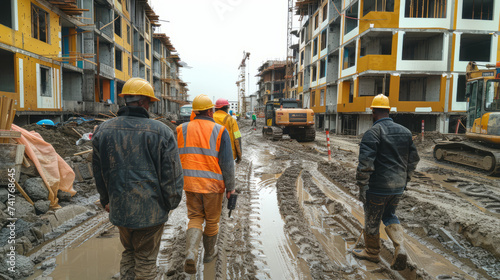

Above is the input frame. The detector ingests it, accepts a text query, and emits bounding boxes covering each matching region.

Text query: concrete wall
[63,100,118,115]
[62,71,83,101]
[358,114,373,135]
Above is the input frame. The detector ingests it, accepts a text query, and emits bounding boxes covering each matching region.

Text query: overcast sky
[151,0,298,102]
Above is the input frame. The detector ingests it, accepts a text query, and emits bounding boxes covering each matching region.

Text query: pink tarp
[12,125,76,209]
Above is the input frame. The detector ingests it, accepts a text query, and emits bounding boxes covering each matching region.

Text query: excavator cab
[433,62,500,175]
[464,62,500,140]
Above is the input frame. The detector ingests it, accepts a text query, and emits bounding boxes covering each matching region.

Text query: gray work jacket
[92,106,184,229]
[356,118,420,195]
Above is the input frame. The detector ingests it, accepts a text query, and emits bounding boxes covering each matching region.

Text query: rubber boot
[184,228,203,274]
[385,224,407,271]
[203,233,218,263]
[352,233,381,263]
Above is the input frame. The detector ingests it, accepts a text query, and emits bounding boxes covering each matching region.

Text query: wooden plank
[0,130,22,139]
[72,128,83,138]
[74,149,92,156]
[14,181,34,205]
[22,155,31,168]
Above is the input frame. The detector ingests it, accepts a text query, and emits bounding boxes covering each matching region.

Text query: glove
[356,182,368,203]
[359,189,366,203]
[236,156,242,164]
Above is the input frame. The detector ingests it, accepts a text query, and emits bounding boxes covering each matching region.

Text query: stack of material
[48,0,89,15]
[0,96,24,186]
[0,96,18,143]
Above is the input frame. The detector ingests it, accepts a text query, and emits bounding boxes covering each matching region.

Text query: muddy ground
[3,117,500,279]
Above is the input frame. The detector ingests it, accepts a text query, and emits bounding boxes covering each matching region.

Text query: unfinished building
[0,0,188,125]
[255,61,286,112]
[294,0,500,135]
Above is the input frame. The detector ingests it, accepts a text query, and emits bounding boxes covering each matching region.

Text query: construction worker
[353,94,420,271]
[251,112,257,127]
[213,98,242,164]
[92,78,184,280]
[177,94,235,274]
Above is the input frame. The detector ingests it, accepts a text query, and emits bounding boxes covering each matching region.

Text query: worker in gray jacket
[92,78,183,280]
[353,94,420,271]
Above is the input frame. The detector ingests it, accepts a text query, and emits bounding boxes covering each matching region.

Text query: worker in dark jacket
[92,78,183,280]
[177,94,235,274]
[353,94,420,271]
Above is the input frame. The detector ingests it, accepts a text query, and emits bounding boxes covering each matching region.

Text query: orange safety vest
[176,119,226,193]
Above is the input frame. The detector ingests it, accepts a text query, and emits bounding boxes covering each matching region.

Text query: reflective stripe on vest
[176,119,226,193]
[183,169,224,180]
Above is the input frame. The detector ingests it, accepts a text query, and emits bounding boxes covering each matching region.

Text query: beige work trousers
[117,223,164,280]
[185,191,224,236]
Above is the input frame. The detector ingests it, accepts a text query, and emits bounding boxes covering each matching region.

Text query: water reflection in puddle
[34,227,122,280]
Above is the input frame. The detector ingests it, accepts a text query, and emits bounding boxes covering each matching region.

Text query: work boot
[184,228,203,274]
[385,223,408,271]
[203,233,218,263]
[352,233,381,263]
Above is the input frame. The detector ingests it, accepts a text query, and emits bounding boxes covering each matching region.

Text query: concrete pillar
[438,114,448,134]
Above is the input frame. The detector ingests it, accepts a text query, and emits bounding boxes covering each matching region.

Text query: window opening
[115,48,122,71]
[32,4,49,43]
[344,2,358,34]
[405,0,447,18]
[40,66,52,97]
[0,0,13,28]
[114,15,121,37]
[321,29,327,50]
[363,0,394,16]
[462,0,493,20]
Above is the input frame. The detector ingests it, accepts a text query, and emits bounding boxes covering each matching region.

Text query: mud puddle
[27,226,121,280]
[249,171,311,279]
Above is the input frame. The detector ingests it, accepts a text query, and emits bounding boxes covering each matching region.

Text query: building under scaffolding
[255,60,287,113]
[0,0,188,125]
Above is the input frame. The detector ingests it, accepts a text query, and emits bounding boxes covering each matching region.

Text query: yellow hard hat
[119,78,160,102]
[370,94,390,109]
[192,94,214,111]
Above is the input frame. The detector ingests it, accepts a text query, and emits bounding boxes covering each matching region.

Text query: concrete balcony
[99,63,115,78]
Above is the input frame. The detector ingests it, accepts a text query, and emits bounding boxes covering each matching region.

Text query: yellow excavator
[262,98,316,142]
[433,61,500,175]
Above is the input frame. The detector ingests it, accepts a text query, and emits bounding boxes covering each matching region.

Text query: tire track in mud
[275,162,342,279]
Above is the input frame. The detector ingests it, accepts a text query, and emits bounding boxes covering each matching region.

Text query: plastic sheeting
[12,125,76,209]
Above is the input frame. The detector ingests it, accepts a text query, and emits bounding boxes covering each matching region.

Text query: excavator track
[289,126,316,142]
[262,126,283,141]
[433,141,500,176]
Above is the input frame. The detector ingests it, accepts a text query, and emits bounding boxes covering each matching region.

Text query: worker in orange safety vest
[213,98,242,163]
[176,94,235,274]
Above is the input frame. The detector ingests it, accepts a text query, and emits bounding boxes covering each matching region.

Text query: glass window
[485,81,500,111]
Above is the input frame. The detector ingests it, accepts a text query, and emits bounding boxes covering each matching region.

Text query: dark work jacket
[356,118,420,195]
[92,106,184,229]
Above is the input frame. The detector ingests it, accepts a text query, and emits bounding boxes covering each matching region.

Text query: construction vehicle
[433,61,500,175]
[176,104,192,125]
[263,98,316,142]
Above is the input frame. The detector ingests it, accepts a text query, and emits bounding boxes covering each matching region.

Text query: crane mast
[237,51,250,115]
[285,0,294,99]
